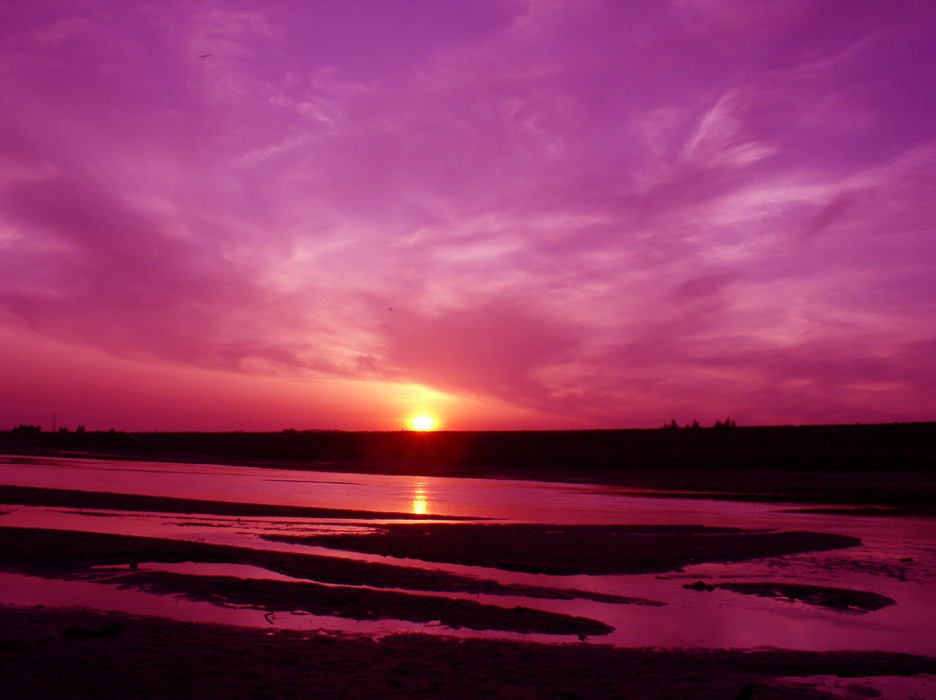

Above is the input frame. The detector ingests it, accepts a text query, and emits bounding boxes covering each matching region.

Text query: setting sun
[411,415,435,431]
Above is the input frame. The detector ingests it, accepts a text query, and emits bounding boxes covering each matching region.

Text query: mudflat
[267,523,861,575]
[2,440,935,698]
[3,605,936,700]
[0,521,859,636]
[2,502,927,698]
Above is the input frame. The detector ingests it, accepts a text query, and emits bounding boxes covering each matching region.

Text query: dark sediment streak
[268,523,862,575]
[715,582,896,613]
[109,570,614,636]
[0,526,648,616]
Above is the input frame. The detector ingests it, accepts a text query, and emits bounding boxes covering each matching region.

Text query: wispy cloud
[1,0,934,429]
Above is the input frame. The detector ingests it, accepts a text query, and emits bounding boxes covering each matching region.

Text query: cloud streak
[1,0,934,429]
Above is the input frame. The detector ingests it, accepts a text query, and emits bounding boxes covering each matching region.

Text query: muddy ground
[3,605,936,700]
[266,523,860,575]
[0,520,860,637]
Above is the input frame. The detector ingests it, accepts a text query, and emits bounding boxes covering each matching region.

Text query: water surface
[1,454,934,653]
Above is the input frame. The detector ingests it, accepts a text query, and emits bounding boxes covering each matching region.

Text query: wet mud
[0,526,648,604]
[0,527,634,636]
[267,523,862,575]
[684,580,896,613]
[3,605,935,700]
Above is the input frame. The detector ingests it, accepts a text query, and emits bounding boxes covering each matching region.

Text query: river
[1,454,934,655]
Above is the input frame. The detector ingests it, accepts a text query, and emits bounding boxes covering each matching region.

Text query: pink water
[1,454,935,655]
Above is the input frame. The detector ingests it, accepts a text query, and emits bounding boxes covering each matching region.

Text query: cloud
[0,1,934,428]
[683,91,778,169]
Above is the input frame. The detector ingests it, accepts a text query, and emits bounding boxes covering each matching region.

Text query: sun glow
[411,415,435,431]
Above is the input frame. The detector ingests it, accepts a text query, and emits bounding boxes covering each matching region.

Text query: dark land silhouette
[5,422,933,470]
[3,422,935,510]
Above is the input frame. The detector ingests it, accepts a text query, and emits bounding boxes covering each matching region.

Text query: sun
[411,415,435,431]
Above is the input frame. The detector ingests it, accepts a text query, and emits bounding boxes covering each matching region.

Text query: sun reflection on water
[412,483,429,516]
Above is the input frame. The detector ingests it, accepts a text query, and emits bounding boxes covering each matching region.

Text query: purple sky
[2,1,934,431]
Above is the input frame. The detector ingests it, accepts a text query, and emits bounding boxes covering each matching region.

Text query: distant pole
[52,413,57,432]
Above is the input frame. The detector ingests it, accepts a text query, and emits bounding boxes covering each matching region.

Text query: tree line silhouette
[663,417,735,430]
[12,424,85,433]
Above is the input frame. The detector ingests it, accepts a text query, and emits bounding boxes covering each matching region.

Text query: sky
[1,0,935,432]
